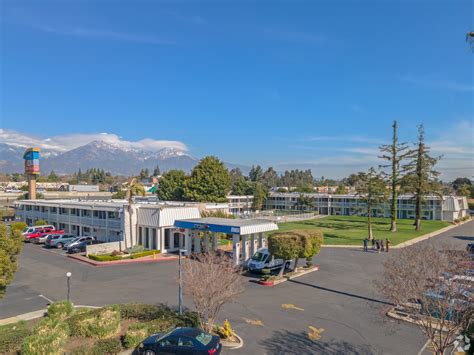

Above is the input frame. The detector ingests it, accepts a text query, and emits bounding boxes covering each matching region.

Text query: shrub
[90,338,123,354]
[117,304,175,321]
[124,245,145,254]
[0,321,31,353]
[123,323,148,349]
[454,219,460,224]
[22,318,69,355]
[214,319,235,339]
[47,300,74,320]
[130,249,160,259]
[68,306,121,339]
[10,222,27,233]
[88,254,125,262]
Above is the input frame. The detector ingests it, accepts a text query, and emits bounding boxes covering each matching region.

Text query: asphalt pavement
[1,220,472,354]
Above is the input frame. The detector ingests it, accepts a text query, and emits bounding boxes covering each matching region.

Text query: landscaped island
[273,216,451,246]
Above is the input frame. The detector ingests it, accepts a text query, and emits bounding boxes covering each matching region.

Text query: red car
[25,228,64,242]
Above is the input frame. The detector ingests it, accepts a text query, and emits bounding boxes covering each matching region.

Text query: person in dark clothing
[375,239,380,253]
[363,238,369,252]
[380,239,385,252]
[371,238,376,250]
[385,238,391,252]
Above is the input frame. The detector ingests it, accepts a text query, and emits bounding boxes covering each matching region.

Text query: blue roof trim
[175,220,241,235]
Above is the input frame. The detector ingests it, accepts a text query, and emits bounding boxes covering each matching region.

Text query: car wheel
[144,350,155,355]
[285,261,291,270]
[56,243,63,249]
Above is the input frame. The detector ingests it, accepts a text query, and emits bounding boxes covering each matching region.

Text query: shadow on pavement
[453,236,474,241]
[287,279,394,306]
[260,329,376,355]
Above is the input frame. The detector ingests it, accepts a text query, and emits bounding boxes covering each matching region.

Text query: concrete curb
[0,305,100,326]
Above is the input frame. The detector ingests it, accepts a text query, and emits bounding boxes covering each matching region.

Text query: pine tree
[402,125,442,231]
[379,121,411,232]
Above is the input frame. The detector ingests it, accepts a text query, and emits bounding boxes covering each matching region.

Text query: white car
[22,225,55,236]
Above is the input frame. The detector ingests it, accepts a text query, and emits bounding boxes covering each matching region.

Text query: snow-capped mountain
[0,140,198,175]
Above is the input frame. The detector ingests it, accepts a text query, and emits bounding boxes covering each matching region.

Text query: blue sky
[1,0,473,179]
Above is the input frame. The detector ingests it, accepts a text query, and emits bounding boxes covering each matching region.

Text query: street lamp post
[178,249,186,314]
[66,272,72,302]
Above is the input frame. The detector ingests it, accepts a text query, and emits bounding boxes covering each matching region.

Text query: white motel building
[265,192,469,222]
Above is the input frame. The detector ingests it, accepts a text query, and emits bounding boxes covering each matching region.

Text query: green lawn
[272,215,450,246]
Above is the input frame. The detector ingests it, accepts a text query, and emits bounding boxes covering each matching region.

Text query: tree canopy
[157,169,188,201]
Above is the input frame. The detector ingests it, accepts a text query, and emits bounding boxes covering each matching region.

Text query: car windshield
[51,235,61,240]
[252,252,267,262]
[194,332,212,346]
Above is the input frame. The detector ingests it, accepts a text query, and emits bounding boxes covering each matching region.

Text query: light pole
[66,272,72,302]
[178,249,186,314]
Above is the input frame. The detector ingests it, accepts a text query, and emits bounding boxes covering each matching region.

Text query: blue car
[137,327,221,355]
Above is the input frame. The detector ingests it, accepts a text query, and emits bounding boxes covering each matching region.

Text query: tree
[376,243,473,355]
[251,182,268,211]
[379,121,411,232]
[157,170,188,201]
[457,184,471,197]
[452,177,472,191]
[268,232,303,277]
[299,230,323,267]
[153,165,161,177]
[184,156,231,203]
[467,31,474,51]
[47,170,60,182]
[0,223,23,297]
[355,168,387,240]
[261,167,279,189]
[139,168,149,181]
[294,193,314,211]
[34,219,48,226]
[334,185,347,194]
[249,165,263,182]
[229,168,253,196]
[344,173,361,187]
[183,252,243,333]
[123,178,145,250]
[402,125,442,231]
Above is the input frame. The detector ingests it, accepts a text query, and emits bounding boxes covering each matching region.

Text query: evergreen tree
[157,170,188,201]
[379,121,411,232]
[402,125,442,231]
[251,182,268,211]
[355,167,387,240]
[153,165,161,177]
[47,170,60,182]
[184,156,231,202]
[249,165,264,182]
[262,167,279,188]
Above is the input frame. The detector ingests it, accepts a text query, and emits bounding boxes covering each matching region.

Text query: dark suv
[66,236,97,254]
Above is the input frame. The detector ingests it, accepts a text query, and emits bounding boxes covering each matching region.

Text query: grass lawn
[272,215,450,246]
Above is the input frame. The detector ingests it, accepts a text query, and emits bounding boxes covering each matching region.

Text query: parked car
[45,234,77,249]
[65,236,97,254]
[137,327,221,355]
[22,225,55,236]
[246,248,290,273]
[25,228,63,242]
[467,243,474,255]
[32,233,54,244]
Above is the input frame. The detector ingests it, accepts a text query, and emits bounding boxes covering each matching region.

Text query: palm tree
[123,178,145,251]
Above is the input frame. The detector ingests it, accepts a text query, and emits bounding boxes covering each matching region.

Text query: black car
[137,327,221,355]
[467,243,474,254]
[65,236,97,254]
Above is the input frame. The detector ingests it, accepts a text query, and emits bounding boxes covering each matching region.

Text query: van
[246,248,290,273]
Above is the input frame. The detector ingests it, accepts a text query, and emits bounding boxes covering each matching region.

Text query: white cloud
[0,129,188,152]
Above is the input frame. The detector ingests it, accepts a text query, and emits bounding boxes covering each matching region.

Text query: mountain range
[0,141,248,176]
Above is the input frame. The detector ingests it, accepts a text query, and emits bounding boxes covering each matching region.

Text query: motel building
[14,198,277,265]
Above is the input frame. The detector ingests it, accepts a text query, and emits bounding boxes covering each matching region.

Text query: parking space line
[38,294,54,304]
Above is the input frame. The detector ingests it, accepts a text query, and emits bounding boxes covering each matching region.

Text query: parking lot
[2,221,473,354]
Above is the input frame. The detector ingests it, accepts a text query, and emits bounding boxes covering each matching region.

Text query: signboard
[23,148,41,175]
[175,220,241,235]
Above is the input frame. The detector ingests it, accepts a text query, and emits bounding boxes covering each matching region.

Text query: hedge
[0,321,31,353]
[130,249,160,259]
[123,323,149,349]
[47,300,74,321]
[88,254,125,262]
[67,306,121,339]
[22,318,69,355]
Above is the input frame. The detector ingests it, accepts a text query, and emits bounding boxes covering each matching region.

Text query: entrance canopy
[174,217,278,236]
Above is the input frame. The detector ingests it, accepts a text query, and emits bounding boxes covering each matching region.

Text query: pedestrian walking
[385,238,390,252]
[363,238,368,252]
[371,238,375,250]
[375,239,380,253]
[380,239,385,252]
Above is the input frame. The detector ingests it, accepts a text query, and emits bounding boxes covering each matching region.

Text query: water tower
[23,148,41,200]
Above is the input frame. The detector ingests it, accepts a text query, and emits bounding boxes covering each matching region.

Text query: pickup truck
[25,228,64,242]
[246,248,290,273]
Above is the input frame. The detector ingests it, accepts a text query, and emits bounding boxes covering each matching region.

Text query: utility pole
[178,249,185,314]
